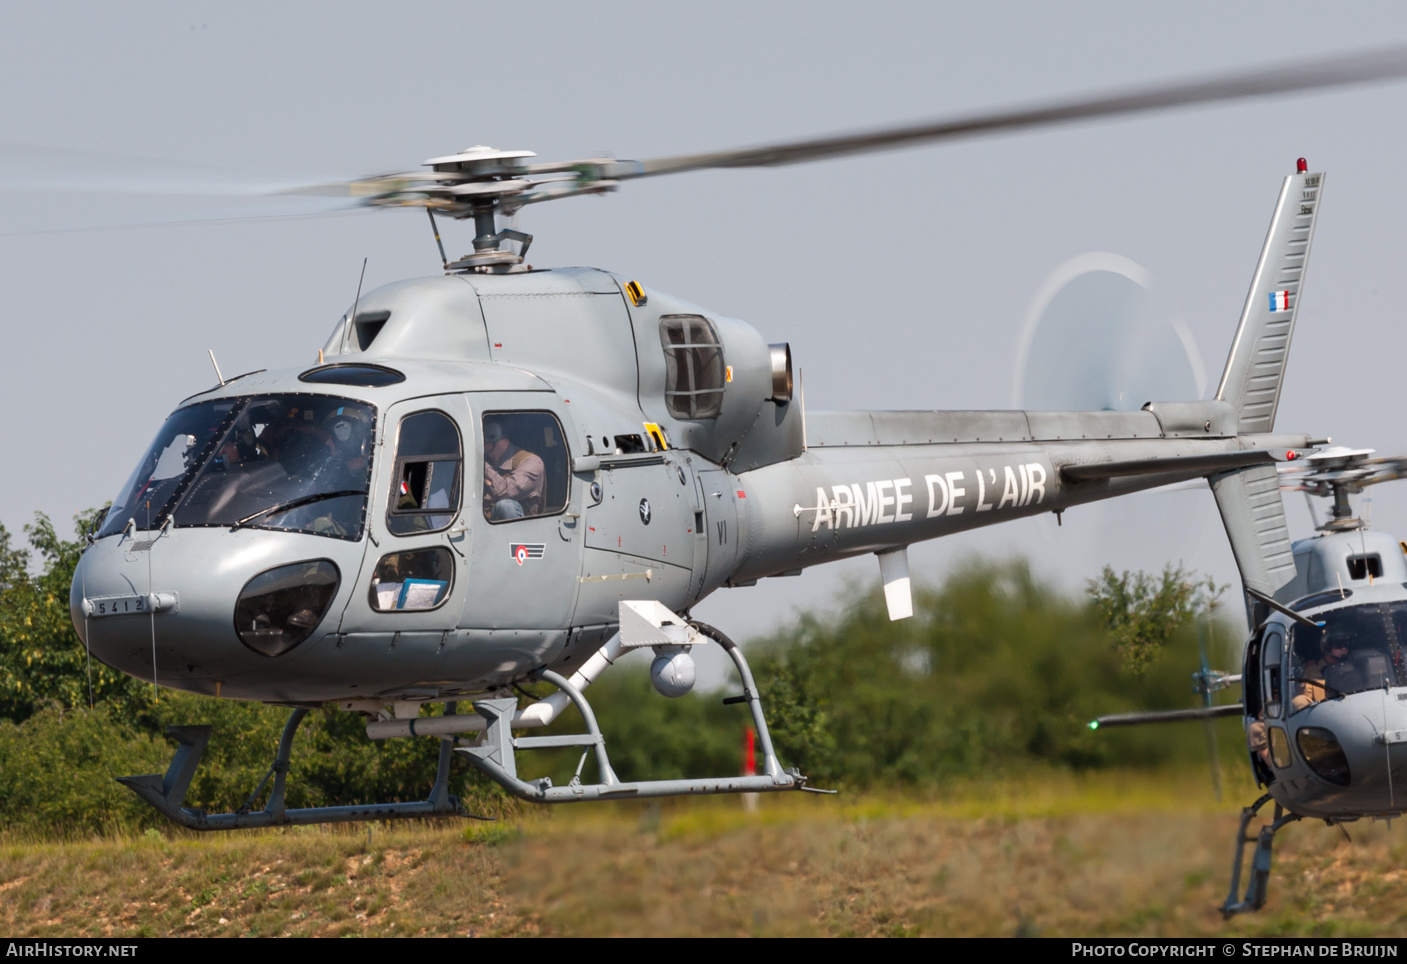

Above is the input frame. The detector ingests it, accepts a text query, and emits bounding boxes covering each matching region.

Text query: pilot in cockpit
[1292,629,1353,712]
[262,407,333,480]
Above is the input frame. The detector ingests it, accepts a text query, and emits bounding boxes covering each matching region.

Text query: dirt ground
[5,775,1406,937]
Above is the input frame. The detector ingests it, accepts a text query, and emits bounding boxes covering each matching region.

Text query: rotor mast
[1281,447,1407,532]
[361,146,623,273]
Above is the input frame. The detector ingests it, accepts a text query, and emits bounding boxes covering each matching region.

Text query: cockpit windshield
[1288,601,1407,710]
[98,394,376,541]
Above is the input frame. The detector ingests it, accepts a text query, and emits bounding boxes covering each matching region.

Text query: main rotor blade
[0,141,356,198]
[1090,704,1243,728]
[1280,452,1407,491]
[629,46,1407,178]
[0,142,372,234]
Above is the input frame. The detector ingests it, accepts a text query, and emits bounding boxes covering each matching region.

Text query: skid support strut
[458,623,814,802]
[119,704,479,831]
[1222,793,1302,916]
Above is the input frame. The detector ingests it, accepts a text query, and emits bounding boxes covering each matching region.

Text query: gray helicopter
[1233,448,1407,914]
[1094,446,1407,915]
[66,50,1407,832]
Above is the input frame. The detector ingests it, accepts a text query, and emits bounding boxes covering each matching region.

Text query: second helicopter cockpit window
[1288,601,1407,711]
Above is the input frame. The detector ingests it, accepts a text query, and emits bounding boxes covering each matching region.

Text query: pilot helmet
[324,405,371,456]
[1321,629,1353,657]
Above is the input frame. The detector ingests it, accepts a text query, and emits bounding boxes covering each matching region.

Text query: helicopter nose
[71,529,359,690]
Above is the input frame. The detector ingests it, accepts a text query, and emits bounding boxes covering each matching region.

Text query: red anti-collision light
[1297,158,1308,173]
[1286,450,1298,460]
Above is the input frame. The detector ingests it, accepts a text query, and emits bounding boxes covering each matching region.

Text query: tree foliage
[1087,564,1223,674]
[748,559,1241,789]
[0,510,154,723]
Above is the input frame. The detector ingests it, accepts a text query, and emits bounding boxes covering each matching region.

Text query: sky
[4,1,1407,677]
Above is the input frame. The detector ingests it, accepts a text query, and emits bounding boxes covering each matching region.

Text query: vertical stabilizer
[1215,168,1324,434]
[1211,463,1297,602]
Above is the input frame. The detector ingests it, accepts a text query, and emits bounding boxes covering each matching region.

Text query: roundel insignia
[639,498,652,525]
[509,543,545,565]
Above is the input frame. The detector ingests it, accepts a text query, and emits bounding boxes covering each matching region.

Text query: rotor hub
[1280,446,1407,533]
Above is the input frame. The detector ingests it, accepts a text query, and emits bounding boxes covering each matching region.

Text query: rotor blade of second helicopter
[628,45,1407,178]
[1091,705,1243,728]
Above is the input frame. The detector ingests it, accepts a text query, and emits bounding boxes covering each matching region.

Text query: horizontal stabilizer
[1061,449,1281,482]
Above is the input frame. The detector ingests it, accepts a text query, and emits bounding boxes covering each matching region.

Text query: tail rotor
[1195,616,1225,801]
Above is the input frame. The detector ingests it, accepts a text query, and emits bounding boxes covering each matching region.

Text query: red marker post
[742,727,759,812]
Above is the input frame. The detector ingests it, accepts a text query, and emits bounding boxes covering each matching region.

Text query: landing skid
[461,622,815,801]
[461,681,800,803]
[118,704,480,830]
[1222,792,1302,916]
[121,622,818,827]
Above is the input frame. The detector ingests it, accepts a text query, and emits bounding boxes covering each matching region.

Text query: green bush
[750,559,1243,788]
[0,511,154,723]
[0,702,171,836]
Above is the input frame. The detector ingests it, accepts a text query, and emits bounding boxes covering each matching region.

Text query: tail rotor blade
[1012,253,1204,412]
[1202,712,1225,802]
[1198,618,1225,801]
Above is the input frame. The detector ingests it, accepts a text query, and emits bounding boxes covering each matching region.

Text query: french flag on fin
[1269,290,1292,313]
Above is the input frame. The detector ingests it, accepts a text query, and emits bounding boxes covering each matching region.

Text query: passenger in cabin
[483,418,545,520]
[1246,717,1273,772]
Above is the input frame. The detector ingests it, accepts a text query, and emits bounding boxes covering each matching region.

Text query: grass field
[5,769,1406,938]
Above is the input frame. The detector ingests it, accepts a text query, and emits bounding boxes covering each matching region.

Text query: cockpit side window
[1242,632,1263,719]
[482,412,568,523]
[659,315,725,420]
[1262,630,1283,719]
[387,411,462,536]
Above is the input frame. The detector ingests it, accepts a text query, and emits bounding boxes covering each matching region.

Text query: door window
[387,411,461,535]
[482,412,569,522]
[1262,630,1284,720]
